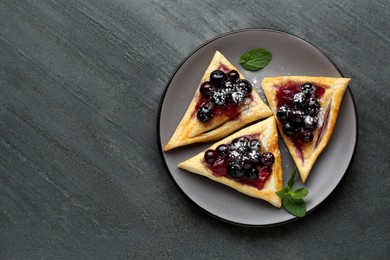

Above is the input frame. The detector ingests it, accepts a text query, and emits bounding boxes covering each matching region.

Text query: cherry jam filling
[203,135,275,190]
[275,81,325,158]
[195,68,253,122]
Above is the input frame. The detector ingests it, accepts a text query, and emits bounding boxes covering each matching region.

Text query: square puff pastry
[178,116,283,208]
[262,76,351,183]
[164,51,272,151]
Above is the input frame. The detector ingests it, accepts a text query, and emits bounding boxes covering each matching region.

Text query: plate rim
[156,28,359,227]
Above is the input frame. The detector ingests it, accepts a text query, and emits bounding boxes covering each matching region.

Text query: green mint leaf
[290,188,309,200]
[287,167,297,188]
[276,167,308,217]
[275,186,291,198]
[282,197,306,217]
[239,48,272,71]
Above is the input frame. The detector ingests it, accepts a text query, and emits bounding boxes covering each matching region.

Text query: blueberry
[245,167,259,180]
[210,70,227,87]
[296,128,314,143]
[248,149,261,163]
[303,131,314,143]
[199,81,215,97]
[204,149,217,164]
[277,105,289,122]
[261,152,275,166]
[231,137,250,151]
[227,162,245,179]
[211,89,227,106]
[224,80,234,90]
[308,97,319,106]
[231,91,245,105]
[242,160,253,172]
[197,106,213,122]
[237,145,250,155]
[304,115,318,130]
[249,140,261,151]
[283,122,296,136]
[227,70,240,81]
[301,83,316,95]
[216,144,229,158]
[237,79,252,95]
[227,149,241,161]
[290,109,305,125]
[293,92,306,109]
[306,98,320,115]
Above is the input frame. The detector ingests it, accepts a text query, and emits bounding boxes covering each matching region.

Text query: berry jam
[276,81,324,108]
[195,67,253,123]
[203,135,274,190]
[218,64,230,72]
[275,81,325,160]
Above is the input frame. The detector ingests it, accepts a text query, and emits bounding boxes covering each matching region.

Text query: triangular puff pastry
[179,117,283,208]
[262,76,351,183]
[164,51,272,151]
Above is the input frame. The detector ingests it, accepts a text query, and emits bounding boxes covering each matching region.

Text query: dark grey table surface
[1,0,389,259]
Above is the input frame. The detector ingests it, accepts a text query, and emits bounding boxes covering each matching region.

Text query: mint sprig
[276,168,308,217]
[239,48,272,71]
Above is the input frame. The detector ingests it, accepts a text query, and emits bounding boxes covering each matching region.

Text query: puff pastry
[164,51,272,151]
[262,76,351,183]
[178,117,283,208]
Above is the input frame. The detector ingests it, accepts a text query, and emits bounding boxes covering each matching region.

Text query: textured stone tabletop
[0,0,389,259]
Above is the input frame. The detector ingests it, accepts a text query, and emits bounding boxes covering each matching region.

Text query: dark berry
[197,106,213,122]
[224,80,233,90]
[248,149,261,163]
[211,89,227,106]
[216,144,229,158]
[249,140,261,151]
[293,92,306,109]
[237,79,252,95]
[227,162,245,179]
[227,70,240,81]
[242,160,253,172]
[231,137,249,151]
[283,122,296,136]
[296,128,314,143]
[204,149,217,164]
[231,91,244,105]
[277,105,289,122]
[261,152,275,166]
[290,109,305,125]
[199,81,214,97]
[228,150,241,161]
[306,98,320,115]
[301,83,316,95]
[303,131,314,142]
[237,144,250,154]
[245,167,259,180]
[210,70,227,86]
[304,115,318,130]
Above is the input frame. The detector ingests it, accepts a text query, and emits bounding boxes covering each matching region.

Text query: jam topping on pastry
[262,76,351,183]
[196,69,253,122]
[178,117,282,207]
[164,51,272,152]
[203,135,275,190]
[275,81,325,150]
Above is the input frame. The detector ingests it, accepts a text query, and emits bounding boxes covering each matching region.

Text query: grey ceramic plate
[157,29,357,226]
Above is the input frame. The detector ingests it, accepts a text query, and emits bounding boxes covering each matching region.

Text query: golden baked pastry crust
[164,51,272,151]
[178,117,283,208]
[262,76,351,183]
